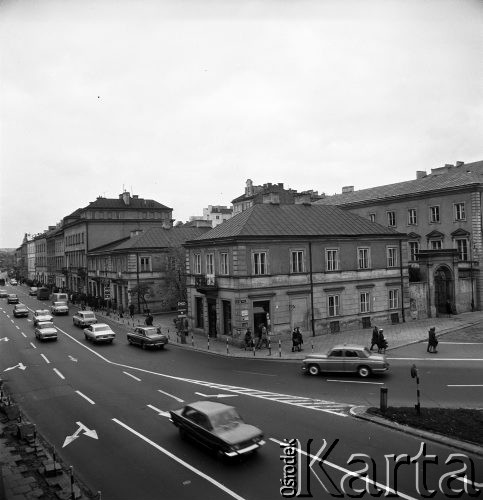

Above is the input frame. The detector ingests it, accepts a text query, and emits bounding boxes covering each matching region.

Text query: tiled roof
[317,160,483,206]
[189,203,404,242]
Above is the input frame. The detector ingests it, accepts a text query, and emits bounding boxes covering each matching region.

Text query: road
[1,286,482,499]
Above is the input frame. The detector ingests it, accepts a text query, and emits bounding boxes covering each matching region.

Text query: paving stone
[13,483,33,494]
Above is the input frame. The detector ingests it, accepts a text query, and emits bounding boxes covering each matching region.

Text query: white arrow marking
[0,337,9,342]
[194,392,238,399]
[157,389,184,403]
[4,363,26,372]
[147,404,171,418]
[62,421,98,448]
[68,356,78,362]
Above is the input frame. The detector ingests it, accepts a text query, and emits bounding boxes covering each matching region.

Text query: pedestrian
[377,329,388,353]
[259,324,269,349]
[427,326,438,353]
[129,303,135,319]
[145,313,153,326]
[370,326,379,351]
[118,304,124,318]
[292,327,303,352]
[446,300,452,318]
[254,324,263,349]
[244,328,254,350]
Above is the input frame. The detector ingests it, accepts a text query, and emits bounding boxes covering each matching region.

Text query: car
[36,287,50,300]
[127,326,168,349]
[33,309,53,325]
[83,323,115,343]
[7,294,19,304]
[50,301,69,316]
[170,401,265,459]
[29,287,38,296]
[0,289,8,298]
[73,310,97,327]
[34,321,58,341]
[13,304,29,318]
[10,279,17,286]
[301,344,390,378]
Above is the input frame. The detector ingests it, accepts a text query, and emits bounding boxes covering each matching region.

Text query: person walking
[129,303,135,319]
[370,326,379,351]
[259,324,269,349]
[292,327,303,352]
[377,329,388,353]
[244,328,254,350]
[118,304,124,318]
[427,326,438,353]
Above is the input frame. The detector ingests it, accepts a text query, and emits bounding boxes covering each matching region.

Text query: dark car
[301,344,389,378]
[127,326,168,349]
[0,289,8,298]
[29,287,38,296]
[13,304,29,318]
[7,294,19,304]
[36,287,50,300]
[170,401,265,459]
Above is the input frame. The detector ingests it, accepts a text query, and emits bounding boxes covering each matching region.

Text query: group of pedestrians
[244,324,270,350]
[370,326,388,353]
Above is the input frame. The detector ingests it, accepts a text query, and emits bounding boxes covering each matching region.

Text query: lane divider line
[123,371,141,382]
[157,389,184,403]
[40,354,50,364]
[20,332,27,338]
[76,390,95,405]
[53,368,65,380]
[30,342,36,349]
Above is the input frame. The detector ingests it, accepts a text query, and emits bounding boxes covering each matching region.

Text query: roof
[317,160,483,207]
[188,203,404,242]
[187,401,234,415]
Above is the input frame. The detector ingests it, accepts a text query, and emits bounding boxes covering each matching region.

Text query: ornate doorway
[434,265,453,315]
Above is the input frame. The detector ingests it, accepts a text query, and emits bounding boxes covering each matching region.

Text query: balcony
[195,275,218,295]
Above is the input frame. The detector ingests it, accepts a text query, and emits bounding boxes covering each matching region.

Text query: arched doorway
[434,265,453,315]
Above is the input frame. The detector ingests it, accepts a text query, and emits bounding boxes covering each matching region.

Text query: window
[409,242,420,261]
[206,254,214,275]
[358,248,370,269]
[456,239,468,261]
[139,256,151,272]
[253,252,267,275]
[454,203,466,221]
[387,247,398,268]
[328,295,340,317]
[194,254,201,274]
[220,253,229,275]
[387,211,396,227]
[360,292,370,313]
[326,249,339,271]
[430,240,442,250]
[369,213,376,223]
[290,250,304,273]
[430,206,440,223]
[408,209,417,225]
[389,289,399,309]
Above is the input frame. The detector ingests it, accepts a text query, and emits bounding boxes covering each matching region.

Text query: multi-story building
[27,239,36,282]
[33,233,48,285]
[316,160,483,317]
[184,203,409,340]
[202,205,233,227]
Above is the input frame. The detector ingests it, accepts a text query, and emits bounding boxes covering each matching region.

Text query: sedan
[10,279,17,286]
[83,323,115,343]
[0,289,8,298]
[33,309,53,325]
[170,401,265,459]
[7,294,19,304]
[301,344,389,378]
[73,310,97,327]
[127,326,168,349]
[29,287,38,296]
[34,321,58,341]
[13,304,29,318]
[50,301,69,316]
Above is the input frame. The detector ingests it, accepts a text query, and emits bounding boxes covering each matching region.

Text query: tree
[129,283,153,313]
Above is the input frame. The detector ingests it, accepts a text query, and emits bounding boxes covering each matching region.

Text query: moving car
[51,292,69,303]
[0,289,8,298]
[50,301,69,316]
[29,287,38,296]
[10,279,17,286]
[33,309,53,325]
[301,344,389,378]
[36,287,50,300]
[73,310,97,327]
[170,401,265,459]
[127,326,168,349]
[83,323,115,343]
[7,294,19,304]
[13,304,29,318]
[34,321,58,341]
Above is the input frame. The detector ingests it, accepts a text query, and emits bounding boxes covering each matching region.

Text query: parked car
[7,294,19,304]
[50,301,69,316]
[127,326,168,349]
[83,323,115,343]
[73,310,97,327]
[10,279,17,286]
[33,309,53,325]
[34,321,58,341]
[0,289,8,298]
[13,304,29,318]
[36,287,50,300]
[29,287,38,296]
[301,344,390,378]
[170,401,265,459]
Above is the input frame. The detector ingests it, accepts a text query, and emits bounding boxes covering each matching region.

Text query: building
[184,203,409,341]
[316,160,483,317]
[202,205,233,227]
[33,232,48,285]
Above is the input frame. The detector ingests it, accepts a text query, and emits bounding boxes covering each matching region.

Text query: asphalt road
[1,286,482,499]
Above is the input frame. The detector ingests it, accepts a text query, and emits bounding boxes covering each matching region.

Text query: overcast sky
[1,0,482,248]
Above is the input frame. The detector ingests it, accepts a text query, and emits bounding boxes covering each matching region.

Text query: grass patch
[367,407,483,446]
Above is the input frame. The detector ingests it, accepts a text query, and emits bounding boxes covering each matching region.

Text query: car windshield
[36,311,49,315]
[210,408,243,431]
[83,313,95,319]
[38,322,54,329]
[145,328,163,338]
[95,326,110,332]
[53,302,66,306]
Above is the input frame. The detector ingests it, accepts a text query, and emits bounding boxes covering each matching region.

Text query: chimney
[130,229,142,237]
[295,193,311,204]
[342,186,354,194]
[246,179,254,196]
[121,191,130,205]
[416,171,427,179]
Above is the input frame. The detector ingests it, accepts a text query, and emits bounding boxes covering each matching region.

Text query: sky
[1,0,482,248]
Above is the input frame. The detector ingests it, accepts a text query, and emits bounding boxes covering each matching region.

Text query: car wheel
[358,366,371,378]
[84,334,89,340]
[308,364,320,376]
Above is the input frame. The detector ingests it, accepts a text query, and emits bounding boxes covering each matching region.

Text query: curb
[350,406,483,457]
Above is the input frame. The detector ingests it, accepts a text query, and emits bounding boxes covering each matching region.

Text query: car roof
[92,323,109,328]
[330,344,368,350]
[187,401,235,415]
[80,311,95,315]
[35,310,50,314]
[15,303,27,307]
[37,321,55,326]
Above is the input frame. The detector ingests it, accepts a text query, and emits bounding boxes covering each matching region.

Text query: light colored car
[13,304,29,318]
[301,344,390,378]
[127,326,168,349]
[83,323,115,343]
[73,310,97,327]
[33,309,53,325]
[7,294,19,304]
[0,289,9,298]
[50,301,69,316]
[29,287,38,296]
[34,321,58,341]
[10,279,17,286]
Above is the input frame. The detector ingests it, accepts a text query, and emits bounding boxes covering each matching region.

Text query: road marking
[40,354,50,364]
[157,389,184,403]
[123,371,141,382]
[53,368,65,380]
[233,370,277,377]
[20,332,27,338]
[195,392,238,399]
[63,422,98,448]
[147,404,171,417]
[112,418,246,500]
[326,379,385,385]
[30,342,36,349]
[15,325,19,329]
[447,384,483,387]
[76,391,95,404]
[439,342,483,345]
